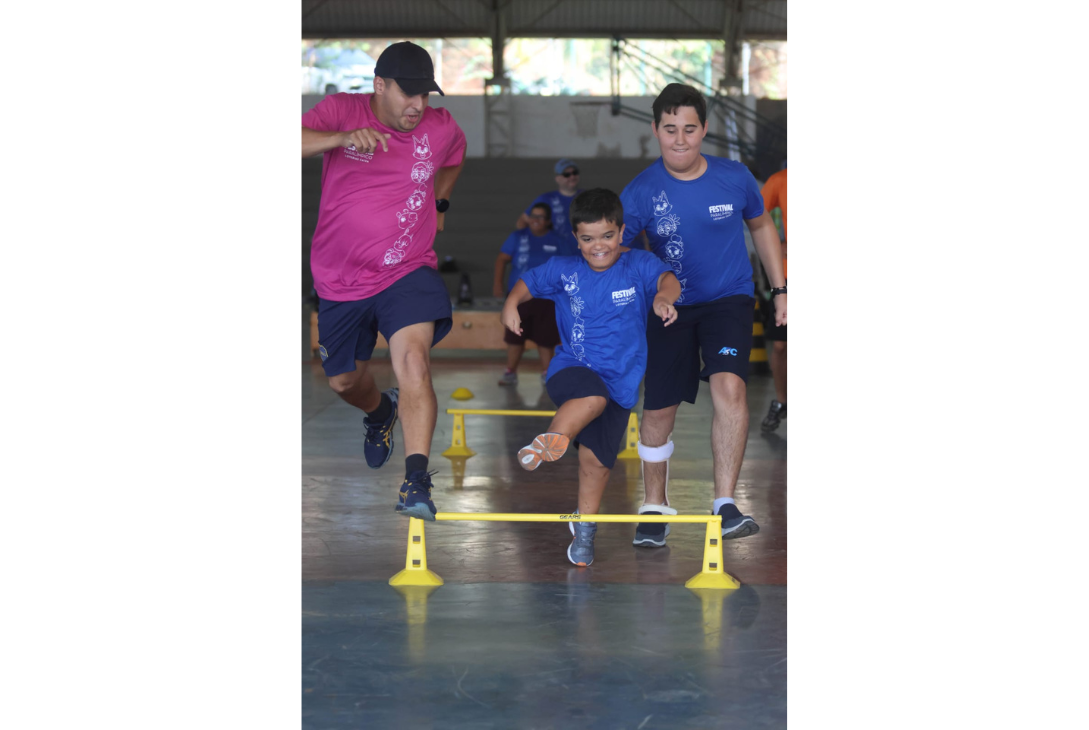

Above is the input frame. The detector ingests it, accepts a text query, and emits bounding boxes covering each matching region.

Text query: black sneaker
[362,388,399,468]
[716,502,760,539]
[395,469,437,521]
[760,400,786,432]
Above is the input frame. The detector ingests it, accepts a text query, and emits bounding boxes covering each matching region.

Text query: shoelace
[405,470,439,491]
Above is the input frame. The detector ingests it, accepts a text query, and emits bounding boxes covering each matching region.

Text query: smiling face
[653,106,707,176]
[371,77,430,132]
[527,204,551,236]
[574,218,625,272]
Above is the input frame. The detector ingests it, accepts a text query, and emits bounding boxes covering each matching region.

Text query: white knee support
[637,439,674,507]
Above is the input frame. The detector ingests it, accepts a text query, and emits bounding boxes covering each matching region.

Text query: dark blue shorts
[316,266,452,377]
[546,366,630,470]
[643,294,754,409]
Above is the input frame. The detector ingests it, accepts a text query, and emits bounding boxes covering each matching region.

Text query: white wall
[301,94,756,160]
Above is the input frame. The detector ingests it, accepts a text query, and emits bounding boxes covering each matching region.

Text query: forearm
[503,279,533,308]
[493,254,510,294]
[748,214,786,287]
[434,160,464,200]
[302,127,346,158]
[655,272,681,305]
[515,213,530,230]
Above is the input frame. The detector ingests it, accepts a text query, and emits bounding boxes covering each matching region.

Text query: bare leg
[327,360,381,413]
[577,446,611,515]
[708,372,748,500]
[548,395,606,439]
[506,343,525,372]
[538,345,555,372]
[770,340,787,404]
[388,322,438,458]
[639,405,679,504]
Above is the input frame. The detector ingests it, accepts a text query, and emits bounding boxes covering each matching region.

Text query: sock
[405,454,429,477]
[367,392,392,423]
[713,497,736,514]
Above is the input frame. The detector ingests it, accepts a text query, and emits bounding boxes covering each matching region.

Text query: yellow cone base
[451,387,474,400]
[388,518,445,587]
[684,520,741,590]
[616,412,641,460]
[441,412,476,458]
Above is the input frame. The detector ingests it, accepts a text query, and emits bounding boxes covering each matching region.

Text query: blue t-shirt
[620,155,764,305]
[499,229,578,293]
[526,190,580,233]
[521,250,670,409]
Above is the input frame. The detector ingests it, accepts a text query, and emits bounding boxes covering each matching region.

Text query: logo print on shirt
[611,286,636,306]
[652,191,673,216]
[718,347,738,356]
[651,189,686,303]
[344,144,374,163]
[396,210,418,229]
[406,190,426,212]
[412,134,433,160]
[656,214,680,238]
[561,276,590,366]
[410,161,434,183]
[709,203,734,221]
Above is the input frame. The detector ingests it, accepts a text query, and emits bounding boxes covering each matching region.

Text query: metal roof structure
[302,0,787,41]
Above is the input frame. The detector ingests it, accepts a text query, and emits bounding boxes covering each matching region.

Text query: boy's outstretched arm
[501,279,534,335]
[653,272,681,326]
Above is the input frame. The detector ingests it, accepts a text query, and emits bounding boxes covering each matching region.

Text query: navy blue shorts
[503,298,561,348]
[316,266,452,377]
[546,366,630,470]
[643,294,754,409]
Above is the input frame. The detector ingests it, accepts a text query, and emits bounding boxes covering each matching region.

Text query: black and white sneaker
[632,504,676,547]
[716,502,760,539]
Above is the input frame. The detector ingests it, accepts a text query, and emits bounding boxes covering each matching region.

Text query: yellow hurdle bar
[441,409,640,460]
[390,515,740,591]
[434,512,715,523]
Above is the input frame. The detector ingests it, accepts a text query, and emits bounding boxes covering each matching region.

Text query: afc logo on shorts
[718,347,738,356]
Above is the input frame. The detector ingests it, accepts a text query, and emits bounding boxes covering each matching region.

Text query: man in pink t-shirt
[302,41,466,521]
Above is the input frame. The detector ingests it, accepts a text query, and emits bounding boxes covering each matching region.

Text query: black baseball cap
[374,42,445,97]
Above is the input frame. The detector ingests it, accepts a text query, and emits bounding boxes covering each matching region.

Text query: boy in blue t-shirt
[501,188,681,567]
[492,203,578,385]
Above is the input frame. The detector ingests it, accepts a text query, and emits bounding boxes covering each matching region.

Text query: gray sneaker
[761,399,786,432]
[567,520,597,566]
[498,369,518,386]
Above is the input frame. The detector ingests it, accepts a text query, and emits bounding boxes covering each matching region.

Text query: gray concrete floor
[301,319,787,728]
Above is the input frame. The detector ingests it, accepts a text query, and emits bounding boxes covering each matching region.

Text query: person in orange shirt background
[760,163,787,432]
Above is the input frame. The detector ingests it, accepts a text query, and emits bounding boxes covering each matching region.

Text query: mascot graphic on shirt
[652,191,673,217]
[412,133,433,160]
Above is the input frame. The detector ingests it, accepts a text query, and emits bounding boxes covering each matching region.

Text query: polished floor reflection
[302,356,787,728]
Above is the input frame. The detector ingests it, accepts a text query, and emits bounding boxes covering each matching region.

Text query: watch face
[436,199,450,213]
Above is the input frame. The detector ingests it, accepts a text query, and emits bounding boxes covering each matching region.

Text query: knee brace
[637,439,674,507]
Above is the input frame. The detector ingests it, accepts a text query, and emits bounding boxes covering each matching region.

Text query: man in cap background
[514,158,583,234]
[301,41,466,521]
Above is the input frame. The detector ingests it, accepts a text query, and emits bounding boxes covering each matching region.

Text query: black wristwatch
[770,286,787,297]
[435,199,450,213]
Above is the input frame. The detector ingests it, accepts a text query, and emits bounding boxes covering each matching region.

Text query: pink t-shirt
[303,93,467,301]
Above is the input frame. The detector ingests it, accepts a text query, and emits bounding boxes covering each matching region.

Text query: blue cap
[554,158,578,175]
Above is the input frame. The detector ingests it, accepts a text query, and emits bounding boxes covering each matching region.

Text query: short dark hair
[569,188,624,232]
[529,202,552,220]
[652,83,707,126]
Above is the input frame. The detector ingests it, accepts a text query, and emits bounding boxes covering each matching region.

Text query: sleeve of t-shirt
[520,258,560,300]
[499,232,519,256]
[524,193,550,216]
[742,167,766,220]
[634,250,671,303]
[438,113,467,168]
[620,184,648,246]
[301,94,346,131]
[762,174,780,213]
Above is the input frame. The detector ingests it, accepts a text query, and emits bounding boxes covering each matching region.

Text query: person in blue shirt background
[492,203,578,385]
[502,188,680,568]
[514,158,582,233]
[620,83,787,547]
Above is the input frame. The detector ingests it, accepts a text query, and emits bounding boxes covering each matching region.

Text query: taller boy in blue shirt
[501,189,680,567]
[620,83,787,545]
